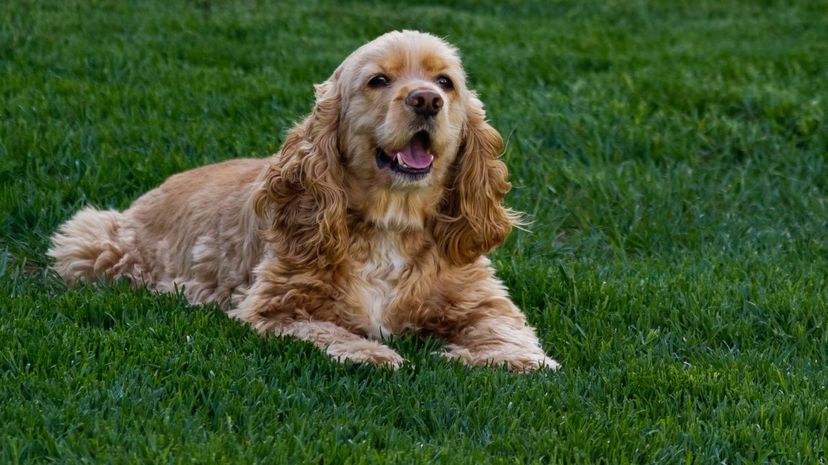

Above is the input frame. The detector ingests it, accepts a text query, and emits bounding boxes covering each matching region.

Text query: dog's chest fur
[352,233,410,339]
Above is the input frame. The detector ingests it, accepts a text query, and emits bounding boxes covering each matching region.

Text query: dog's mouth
[375,131,434,180]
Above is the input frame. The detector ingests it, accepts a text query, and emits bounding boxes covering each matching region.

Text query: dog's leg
[424,269,560,373]
[440,311,560,372]
[429,283,560,372]
[229,277,404,368]
[277,320,403,368]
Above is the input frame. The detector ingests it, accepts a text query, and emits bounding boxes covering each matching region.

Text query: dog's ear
[254,74,348,268]
[434,94,517,266]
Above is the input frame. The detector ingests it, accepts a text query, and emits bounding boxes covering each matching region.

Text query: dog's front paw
[329,340,404,369]
[508,354,561,372]
[441,344,560,373]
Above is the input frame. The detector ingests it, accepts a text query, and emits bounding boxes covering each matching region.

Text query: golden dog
[49,31,559,372]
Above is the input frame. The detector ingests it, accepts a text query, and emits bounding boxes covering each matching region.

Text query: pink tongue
[397,138,434,169]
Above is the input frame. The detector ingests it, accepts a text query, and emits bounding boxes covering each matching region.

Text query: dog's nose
[405,90,443,117]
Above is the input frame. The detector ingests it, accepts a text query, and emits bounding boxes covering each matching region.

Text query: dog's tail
[48,207,128,284]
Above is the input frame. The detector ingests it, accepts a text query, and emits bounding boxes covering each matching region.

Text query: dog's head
[336,31,466,193]
[256,31,516,267]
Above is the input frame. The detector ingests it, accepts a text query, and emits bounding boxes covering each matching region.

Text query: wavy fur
[254,78,348,268]
[434,94,518,266]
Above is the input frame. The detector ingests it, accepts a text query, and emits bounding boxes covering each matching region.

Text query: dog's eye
[368,74,391,88]
[435,74,454,90]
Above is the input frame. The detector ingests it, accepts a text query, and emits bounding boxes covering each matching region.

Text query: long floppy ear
[434,94,518,266]
[253,75,348,268]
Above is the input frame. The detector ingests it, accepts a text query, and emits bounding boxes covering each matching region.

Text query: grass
[1,0,827,463]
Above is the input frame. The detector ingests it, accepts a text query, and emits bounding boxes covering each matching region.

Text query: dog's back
[49,158,267,307]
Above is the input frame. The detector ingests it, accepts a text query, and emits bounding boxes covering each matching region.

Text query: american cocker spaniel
[49,31,560,372]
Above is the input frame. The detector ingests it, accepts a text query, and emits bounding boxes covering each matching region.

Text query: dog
[49,30,560,372]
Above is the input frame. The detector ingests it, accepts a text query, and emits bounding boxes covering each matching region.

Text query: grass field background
[2,0,827,463]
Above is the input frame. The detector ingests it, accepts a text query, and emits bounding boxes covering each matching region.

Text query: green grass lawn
[2,0,827,463]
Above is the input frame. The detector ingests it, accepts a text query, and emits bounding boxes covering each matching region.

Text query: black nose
[405,89,443,117]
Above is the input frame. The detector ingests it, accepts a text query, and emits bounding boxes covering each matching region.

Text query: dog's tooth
[396,152,408,167]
